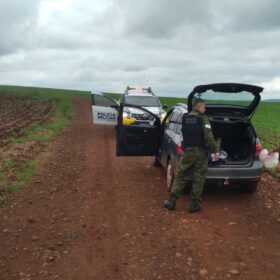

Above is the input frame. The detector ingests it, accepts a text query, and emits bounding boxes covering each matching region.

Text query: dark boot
[188,200,201,213]
[164,197,176,210]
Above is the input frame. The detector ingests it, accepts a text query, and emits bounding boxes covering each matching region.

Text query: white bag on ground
[259,149,279,168]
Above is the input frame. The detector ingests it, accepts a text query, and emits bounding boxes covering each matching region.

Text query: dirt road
[0,98,280,280]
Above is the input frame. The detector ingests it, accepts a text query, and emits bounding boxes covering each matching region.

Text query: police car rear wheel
[166,161,175,192]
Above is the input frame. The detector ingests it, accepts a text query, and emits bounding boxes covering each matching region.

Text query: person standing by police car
[164,99,219,213]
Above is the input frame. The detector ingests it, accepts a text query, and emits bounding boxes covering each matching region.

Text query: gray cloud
[0,0,280,98]
[119,0,211,38]
[0,0,40,55]
[219,0,280,32]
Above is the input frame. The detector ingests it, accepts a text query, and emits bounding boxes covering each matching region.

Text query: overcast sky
[0,0,280,98]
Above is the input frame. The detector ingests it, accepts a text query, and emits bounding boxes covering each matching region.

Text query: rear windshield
[193,90,255,107]
[123,96,161,107]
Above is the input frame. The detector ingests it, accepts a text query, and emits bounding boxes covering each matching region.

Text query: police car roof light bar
[125,86,155,96]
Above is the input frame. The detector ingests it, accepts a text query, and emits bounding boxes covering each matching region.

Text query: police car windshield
[194,90,255,107]
[124,96,161,107]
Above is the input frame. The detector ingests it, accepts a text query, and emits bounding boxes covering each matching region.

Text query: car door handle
[167,138,172,143]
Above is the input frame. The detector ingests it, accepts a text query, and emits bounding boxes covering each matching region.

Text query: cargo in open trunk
[210,118,255,165]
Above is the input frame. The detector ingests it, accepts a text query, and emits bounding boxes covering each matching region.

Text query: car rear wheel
[241,181,258,193]
[166,160,175,192]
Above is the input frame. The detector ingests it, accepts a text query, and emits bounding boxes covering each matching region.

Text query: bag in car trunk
[210,119,255,165]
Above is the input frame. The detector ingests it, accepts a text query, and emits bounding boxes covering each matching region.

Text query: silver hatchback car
[155,83,264,192]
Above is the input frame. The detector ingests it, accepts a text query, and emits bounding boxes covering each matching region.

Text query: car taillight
[177,143,183,154]
[255,143,262,156]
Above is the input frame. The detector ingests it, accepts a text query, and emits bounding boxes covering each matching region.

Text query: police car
[92,83,264,192]
[119,87,167,125]
[91,87,167,126]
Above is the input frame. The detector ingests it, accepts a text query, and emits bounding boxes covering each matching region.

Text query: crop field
[0,85,90,204]
[104,92,280,149]
[0,93,54,146]
[252,102,280,148]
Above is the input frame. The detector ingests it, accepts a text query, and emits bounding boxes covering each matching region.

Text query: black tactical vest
[182,113,206,149]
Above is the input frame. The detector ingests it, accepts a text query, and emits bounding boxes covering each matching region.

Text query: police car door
[91,93,118,125]
[117,104,161,156]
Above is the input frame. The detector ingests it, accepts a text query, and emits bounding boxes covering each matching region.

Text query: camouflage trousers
[170,148,208,202]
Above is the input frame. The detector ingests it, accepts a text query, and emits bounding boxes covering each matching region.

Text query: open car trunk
[210,119,255,166]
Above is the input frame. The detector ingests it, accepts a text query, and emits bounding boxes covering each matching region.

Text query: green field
[104,92,280,149]
[0,85,91,204]
[252,103,280,148]
[0,85,279,149]
[0,85,90,99]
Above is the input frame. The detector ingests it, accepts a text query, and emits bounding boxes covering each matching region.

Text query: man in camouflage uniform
[164,99,219,213]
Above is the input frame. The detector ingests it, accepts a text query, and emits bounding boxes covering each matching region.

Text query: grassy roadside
[12,98,73,144]
[0,86,91,205]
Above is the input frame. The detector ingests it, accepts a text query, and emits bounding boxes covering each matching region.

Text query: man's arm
[202,116,218,153]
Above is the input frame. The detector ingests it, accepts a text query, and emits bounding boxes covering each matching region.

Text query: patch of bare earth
[0,93,57,198]
[0,93,54,147]
[256,172,280,217]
